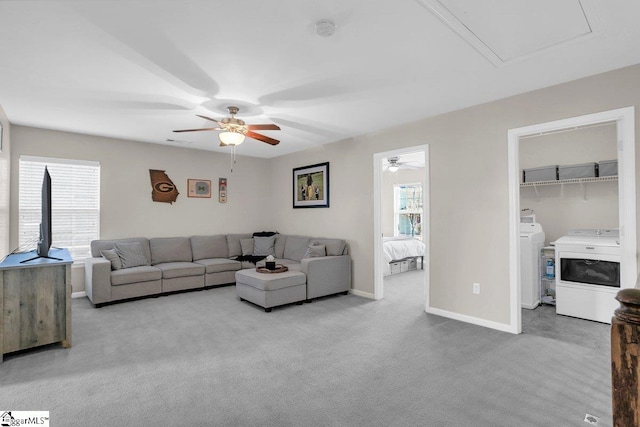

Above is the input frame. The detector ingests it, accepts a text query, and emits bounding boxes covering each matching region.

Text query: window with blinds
[19,156,100,261]
[393,184,423,239]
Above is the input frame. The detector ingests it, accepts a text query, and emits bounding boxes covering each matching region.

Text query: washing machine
[520,223,545,309]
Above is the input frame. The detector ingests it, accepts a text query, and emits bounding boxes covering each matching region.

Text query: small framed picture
[293,162,329,208]
[187,179,211,198]
[219,178,227,203]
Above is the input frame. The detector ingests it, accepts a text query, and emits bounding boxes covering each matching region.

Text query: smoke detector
[316,19,336,37]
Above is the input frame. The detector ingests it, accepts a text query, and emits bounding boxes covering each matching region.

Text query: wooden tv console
[0,248,73,363]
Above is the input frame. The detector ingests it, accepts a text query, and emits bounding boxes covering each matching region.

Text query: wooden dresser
[0,248,73,362]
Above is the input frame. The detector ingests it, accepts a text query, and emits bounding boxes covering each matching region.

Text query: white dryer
[520,223,545,309]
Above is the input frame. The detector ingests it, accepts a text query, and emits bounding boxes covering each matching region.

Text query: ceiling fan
[173,106,281,146]
[384,156,423,172]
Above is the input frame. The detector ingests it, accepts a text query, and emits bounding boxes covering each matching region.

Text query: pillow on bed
[304,244,326,258]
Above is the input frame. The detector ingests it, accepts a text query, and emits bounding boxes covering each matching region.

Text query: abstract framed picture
[293,162,329,208]
[187,179,211,198]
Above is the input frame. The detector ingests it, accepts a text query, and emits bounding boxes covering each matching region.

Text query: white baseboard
[72,291,87,299]
[425,306,517,334]
[350,289,375,299]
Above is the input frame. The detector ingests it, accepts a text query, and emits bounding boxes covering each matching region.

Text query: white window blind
[19,156,100,261]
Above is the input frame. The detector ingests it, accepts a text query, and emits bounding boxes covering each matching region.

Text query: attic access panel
[419,0,594,65]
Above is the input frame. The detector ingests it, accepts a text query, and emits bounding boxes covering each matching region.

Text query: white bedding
[383,236,425,276]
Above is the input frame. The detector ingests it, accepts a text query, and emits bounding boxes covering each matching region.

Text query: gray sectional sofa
[84,233,351,307]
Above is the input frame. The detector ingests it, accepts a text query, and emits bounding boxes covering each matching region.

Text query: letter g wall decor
[149,169,179,204]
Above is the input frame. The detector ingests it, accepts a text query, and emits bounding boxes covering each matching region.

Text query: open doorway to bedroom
[373,145,429,309]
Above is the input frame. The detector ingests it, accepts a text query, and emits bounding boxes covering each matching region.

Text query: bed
[383,236,425,276]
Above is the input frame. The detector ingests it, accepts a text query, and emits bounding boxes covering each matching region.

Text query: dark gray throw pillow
[100,249,122,270]
[115,242,148,269]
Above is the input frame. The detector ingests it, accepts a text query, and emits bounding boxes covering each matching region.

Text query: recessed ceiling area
[418,0,594,65]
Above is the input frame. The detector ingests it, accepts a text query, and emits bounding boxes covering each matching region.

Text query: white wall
[9,126,274,292]
[519,123,619,243]
[0,105,9,258]
[5,63,640,329]
[271,64,640,326]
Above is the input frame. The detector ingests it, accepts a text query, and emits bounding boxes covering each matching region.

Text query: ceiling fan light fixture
[219,130,245,146]
[388,165,399,172]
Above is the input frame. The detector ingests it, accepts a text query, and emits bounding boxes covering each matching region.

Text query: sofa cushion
[115,242,149,269]
[284,236,310,261]
[150,237,192,265]
[227,233,252,257]
[194,258,242,274]
[253,235,275,256]
[274,235,287,258]
[190,235,228,260]
[315,238,347,256]
[111,265,162,286]
[240,239,254,256]
[101,249,122,270]
[155,262,205,279]
[304,244,326,258]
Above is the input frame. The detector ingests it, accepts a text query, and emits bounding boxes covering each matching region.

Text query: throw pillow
[304,244,326,259]
[115,242,149,269]
[284,236,310,261]
[240,238,254,256]
[100,249,122,270]
[253,235,276,256]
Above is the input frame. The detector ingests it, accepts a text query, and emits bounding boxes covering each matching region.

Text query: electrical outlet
[473,283,480,294]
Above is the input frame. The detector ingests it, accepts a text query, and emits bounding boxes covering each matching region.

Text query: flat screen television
[21,167,59,263]
[37,166,52,257]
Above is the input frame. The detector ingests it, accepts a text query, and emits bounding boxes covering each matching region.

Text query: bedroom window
[393,183,422,239]
[19,155,100,261]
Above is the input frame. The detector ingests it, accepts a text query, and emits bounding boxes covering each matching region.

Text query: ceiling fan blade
[173,127,220,133]
[247,124,281,131]
[196,114,221,124]
[246,130,279,145]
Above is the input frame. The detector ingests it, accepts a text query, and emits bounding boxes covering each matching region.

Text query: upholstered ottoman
[235,269,306,312]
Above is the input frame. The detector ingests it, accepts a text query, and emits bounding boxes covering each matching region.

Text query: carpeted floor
[0,270,612,426]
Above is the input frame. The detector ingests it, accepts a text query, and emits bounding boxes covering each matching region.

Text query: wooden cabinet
[0,248,72,362]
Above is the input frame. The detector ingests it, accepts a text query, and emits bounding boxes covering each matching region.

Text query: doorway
[373,145,430,308]
[507,107,636,334]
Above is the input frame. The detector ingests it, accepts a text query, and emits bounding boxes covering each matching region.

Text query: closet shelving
[520,175,618,187]
[520,175,617,201]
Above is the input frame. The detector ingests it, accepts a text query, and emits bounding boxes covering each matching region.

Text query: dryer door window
[560,258,620,288]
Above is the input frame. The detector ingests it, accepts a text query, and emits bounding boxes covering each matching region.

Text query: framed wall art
[219,178,227,203]
[187,179,211,198]
[293,162,329,208]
